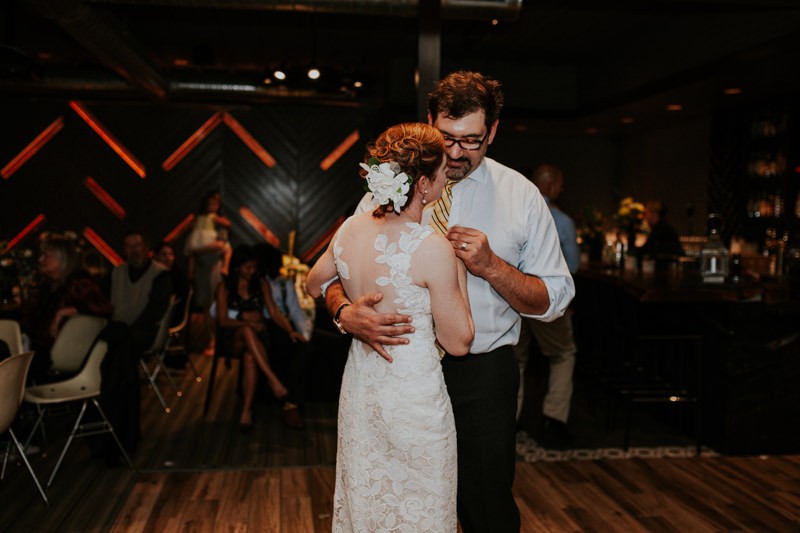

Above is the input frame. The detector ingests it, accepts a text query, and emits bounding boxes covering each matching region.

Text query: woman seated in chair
[216,245,302,432]
[22,232,112,381]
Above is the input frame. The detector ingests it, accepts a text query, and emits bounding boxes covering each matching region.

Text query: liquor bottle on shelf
[774,192,784,218]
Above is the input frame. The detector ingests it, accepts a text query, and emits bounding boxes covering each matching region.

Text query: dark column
[418,0,441,121]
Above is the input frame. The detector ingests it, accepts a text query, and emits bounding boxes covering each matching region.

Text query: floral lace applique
[332,219,456,532]
[374,222,432,316]
[333,220,351,281]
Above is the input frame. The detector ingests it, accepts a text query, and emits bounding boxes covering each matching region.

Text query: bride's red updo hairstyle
[362,123,445,218]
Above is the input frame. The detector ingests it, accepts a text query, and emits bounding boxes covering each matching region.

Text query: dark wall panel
[1,99,370,268]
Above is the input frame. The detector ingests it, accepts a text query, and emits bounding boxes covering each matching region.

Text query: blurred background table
[572,264,800,455]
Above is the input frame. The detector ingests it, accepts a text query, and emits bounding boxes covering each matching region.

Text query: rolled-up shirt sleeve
[517,187,575,322]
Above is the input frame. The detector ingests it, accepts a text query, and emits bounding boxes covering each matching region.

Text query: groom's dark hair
[428,71,504,130]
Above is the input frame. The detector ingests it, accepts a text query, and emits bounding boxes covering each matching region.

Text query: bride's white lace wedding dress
[331,218,457,532]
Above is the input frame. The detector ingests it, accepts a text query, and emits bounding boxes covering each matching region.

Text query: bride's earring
[421,189,429,205]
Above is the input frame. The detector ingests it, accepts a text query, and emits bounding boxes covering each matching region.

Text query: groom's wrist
[333,302,350,335]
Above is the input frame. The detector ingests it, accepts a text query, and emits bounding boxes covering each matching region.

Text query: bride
[307,122,474,531]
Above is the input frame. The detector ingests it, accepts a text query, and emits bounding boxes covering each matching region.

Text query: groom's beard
[445,156,472,182]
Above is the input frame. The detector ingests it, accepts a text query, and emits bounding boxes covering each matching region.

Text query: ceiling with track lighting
[2,0,799,133]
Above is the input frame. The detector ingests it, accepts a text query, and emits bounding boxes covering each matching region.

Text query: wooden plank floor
[108,455,800,533]
[3,351,800,532]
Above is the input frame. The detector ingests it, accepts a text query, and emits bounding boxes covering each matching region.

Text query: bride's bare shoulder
[418,231,455,258]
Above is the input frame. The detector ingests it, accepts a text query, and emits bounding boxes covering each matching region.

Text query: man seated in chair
[110,230,173,355]
[98,229,172,461]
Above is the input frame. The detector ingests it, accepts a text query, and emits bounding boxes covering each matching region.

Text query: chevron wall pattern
[1,99,370,267]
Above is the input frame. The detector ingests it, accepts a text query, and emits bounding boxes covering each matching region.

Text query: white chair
[139,296,182,413]
[34,314,108,446]
[24,339,135,489]
[48,315,108,378]
[1,352,48,504]
[0,319,24,356]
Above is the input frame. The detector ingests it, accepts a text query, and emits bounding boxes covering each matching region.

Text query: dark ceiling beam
[576,9,800,110]
[417,0,441,121]
[86,0,523,21]
[22,0,168,100]
[502,27,800,121]
[514,0,800,11]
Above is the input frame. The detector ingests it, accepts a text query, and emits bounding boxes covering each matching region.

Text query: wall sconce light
[307,67,320,80]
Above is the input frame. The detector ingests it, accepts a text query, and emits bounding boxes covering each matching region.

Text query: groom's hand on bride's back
[341,293,414,363]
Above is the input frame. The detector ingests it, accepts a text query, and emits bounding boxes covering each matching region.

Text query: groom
[324,71,574,531]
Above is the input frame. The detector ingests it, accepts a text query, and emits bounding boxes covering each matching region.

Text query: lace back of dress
[334,219,432,317]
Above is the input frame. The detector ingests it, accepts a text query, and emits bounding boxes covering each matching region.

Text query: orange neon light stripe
[2,214,46,253]
[300,216,345,263]
[223,112,276,168]
[83,176,126,220]
[69,101,146,179]
[239,207,280,247]
[2,117,64,179]
[163,214,196,243]
[82,227,122,267]
[162,112,224,171]
[319,130,360,171]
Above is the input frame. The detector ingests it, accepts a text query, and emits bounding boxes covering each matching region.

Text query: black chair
[607,294,704,453]
[202,323,243,415]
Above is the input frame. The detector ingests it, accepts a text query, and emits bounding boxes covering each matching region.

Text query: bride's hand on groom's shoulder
[344,293,415,363]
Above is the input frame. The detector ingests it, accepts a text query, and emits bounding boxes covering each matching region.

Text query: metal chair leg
[47,400,88,488]
[156,354,183,398]
[203,351,221,415]
[140,358,170,413]
[91,399,135,471]
[9,428,48,505]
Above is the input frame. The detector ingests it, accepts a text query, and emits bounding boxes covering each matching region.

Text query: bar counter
[575,262,794,304]
[572,263,800,455]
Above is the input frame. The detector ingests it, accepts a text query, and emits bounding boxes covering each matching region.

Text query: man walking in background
[514,163,579,449]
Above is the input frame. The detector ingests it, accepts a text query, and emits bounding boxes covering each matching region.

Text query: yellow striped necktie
[430,180,456,359]
[430,180,455,236]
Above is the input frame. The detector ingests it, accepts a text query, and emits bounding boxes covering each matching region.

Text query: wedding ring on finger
[460,241,467,251]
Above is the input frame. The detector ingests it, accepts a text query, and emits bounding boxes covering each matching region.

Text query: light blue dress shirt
[263,277,313,340]
[355,156,575,353]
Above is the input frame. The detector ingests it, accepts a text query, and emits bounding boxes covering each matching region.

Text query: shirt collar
[455,156,490,186]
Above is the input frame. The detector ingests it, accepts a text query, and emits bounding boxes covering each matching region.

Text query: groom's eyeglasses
[442,133,488,151]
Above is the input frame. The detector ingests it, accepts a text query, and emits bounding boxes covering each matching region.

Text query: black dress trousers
[442,345,521,532]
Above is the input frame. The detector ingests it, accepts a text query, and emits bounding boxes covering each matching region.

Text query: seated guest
[638,200,684,272]
[22,232,112,381]
[110,230,173,353]
[154,241,190,324]
[215,245,299,433]
[254,244,312,429]
[154,240,191,368]
[100,230,172,460]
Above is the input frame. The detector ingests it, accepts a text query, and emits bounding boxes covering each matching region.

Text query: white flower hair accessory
[360,157,412,213]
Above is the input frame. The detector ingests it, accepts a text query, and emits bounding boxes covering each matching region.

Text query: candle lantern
[700,214,729,284]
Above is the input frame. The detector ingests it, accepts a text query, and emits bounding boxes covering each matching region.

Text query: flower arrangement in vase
[614,197,646,253]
